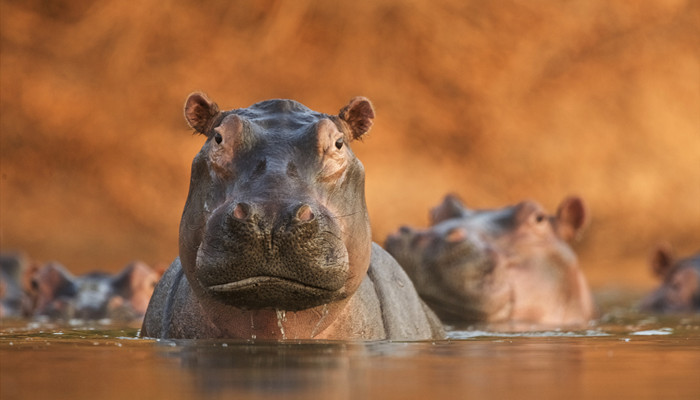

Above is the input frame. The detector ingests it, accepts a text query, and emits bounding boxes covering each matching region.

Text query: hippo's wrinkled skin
[385,195,594,329]
[25,261,160,321]
[141,94,443,340]
[640,245,700,313]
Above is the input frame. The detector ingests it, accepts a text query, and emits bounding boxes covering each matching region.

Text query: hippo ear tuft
[650,243,675,279]
[184,92,220,134]
[339,97,375,140]
[556,196,588,242]
[430,194,468,225]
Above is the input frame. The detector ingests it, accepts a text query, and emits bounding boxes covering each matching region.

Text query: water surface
[2,304,699,400]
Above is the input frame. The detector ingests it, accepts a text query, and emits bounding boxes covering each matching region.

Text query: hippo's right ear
[650,243,675,279]
[184,92,221,135]
[430,194,468,225]
[111,261,155,292]
[555,196,588,242]
[339,97,375,140]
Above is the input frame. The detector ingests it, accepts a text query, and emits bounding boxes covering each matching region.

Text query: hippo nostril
[399,226,413,234]
[233,202,252,221]
[295,204,315,223]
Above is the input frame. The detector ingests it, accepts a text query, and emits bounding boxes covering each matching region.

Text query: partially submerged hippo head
[142,94,444,340]
[640,244,700,313]
[0,252,29,319]
[25,261,160,321]
[180,93,373,311]
[385,195,594,328]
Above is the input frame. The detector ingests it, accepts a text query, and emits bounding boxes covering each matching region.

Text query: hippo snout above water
[197,190,350,311]
[141,93,444,340]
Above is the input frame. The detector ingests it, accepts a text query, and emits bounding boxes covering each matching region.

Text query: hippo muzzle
[196,197,350,310]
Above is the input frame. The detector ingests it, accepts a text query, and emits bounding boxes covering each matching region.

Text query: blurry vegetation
[1,0,699,288]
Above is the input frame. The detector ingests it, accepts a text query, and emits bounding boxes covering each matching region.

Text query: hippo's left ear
[339,97,375,140]
[430,194,469,225]
[555,196,588,242]
[650,243,675,279]
[184,92,221,135]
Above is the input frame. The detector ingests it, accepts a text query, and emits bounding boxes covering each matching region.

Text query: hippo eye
[535,213,546,223]
[214,132,223,144]
[335,138,344,150]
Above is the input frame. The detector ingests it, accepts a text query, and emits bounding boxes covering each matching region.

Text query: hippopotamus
[141,93,444,340]
[0,252,29,319]
[640,244,700,313]
[384,194,594,329]
[25,260,160,321]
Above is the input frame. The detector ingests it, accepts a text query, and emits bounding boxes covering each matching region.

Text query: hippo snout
[196,199,350,311]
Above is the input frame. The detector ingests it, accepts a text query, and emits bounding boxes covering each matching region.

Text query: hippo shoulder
[367,243,445,340]
[141,258,219,339]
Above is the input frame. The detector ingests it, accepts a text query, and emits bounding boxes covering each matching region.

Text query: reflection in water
[170,340,366,397]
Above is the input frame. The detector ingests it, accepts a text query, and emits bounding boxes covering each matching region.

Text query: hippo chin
[640,244,700,313]
[141,93,444,340]
[385,194,594,330]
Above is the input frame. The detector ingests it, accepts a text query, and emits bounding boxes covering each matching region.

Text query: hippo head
[385,195,593,326]
[640,245,700,313]
[179,93,374,313]
[25,261,160,321]
[385,217,509,322]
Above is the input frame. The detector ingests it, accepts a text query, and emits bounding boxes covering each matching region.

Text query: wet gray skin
[385,194,594,329]
[141,93,443,340]
[641,245,700,313]
[25,261,159,321]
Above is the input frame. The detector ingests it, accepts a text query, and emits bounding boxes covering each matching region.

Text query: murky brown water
[2,303,700,400]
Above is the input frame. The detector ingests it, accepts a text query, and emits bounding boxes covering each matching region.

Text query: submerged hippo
[141,93,443,340]
[25,261,160,322]
[640,245,700,313]
[0,252,29,319]
[385,195,594,329]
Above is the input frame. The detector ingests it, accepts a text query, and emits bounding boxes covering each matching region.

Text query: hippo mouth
[208,276,337,293]
[204,273,348,311]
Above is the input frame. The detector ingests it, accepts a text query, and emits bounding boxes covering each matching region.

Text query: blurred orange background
[1,0,698,291]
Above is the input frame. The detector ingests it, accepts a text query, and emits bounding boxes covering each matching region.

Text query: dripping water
[250,313,256,340]
[311,304,330,338]
[276,309,287,339]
